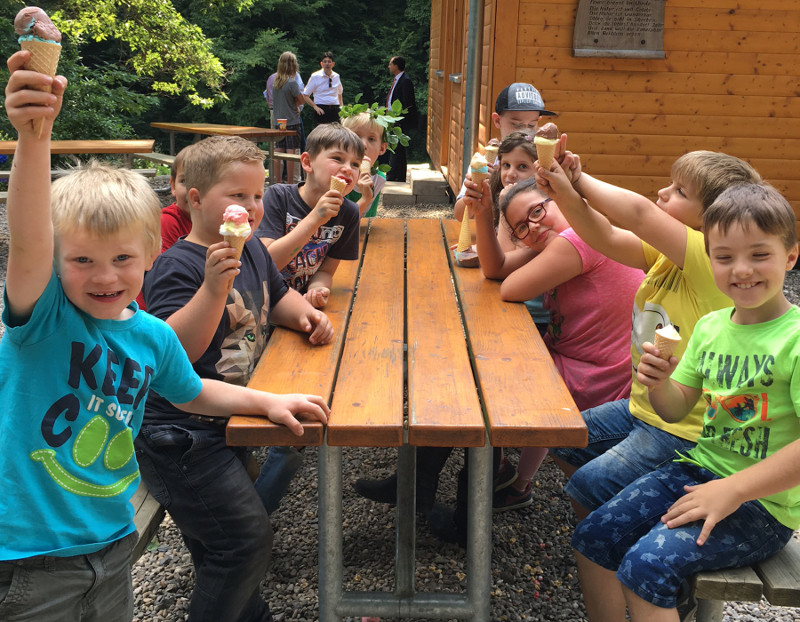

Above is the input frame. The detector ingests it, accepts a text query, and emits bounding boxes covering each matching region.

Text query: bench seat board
[694,564,764,602]
[224,227,364,447]
[406,219,485,447]
[327,218,405,447]
[757,537,800,607]
[130,481,165,563]
[443,220,586,448]
[0,139,155,155]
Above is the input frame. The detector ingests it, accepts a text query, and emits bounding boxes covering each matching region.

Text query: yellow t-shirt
[628,226,732,440]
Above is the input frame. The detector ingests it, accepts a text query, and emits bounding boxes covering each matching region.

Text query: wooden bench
[133,152,175,168]
[0,139,155,167]
[130,479,165,564]
[694,537,800,621]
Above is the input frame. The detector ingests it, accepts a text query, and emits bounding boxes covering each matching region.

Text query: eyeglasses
[328,77,332,88]
[510,198,552,240]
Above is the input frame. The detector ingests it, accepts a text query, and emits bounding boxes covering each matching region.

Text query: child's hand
[636,342,679,388]
[661,479,745,546]
[203,241,242,295]
[5,51,67,137]
[560,150,582,184]
[535,158,579,202]
[357,170,374,203]
[314,190,343,223]
[261,392,330,436]
[304,286,331,309]
[301,308,334,345]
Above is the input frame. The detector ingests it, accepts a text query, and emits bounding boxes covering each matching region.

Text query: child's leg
[0,533,135,622]
[623,587,679,622]
[574,550,627,622]
[254,445,305,514]
[135,424,273,622]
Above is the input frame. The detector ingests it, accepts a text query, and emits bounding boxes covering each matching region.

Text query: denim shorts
[551,399,696,511]
[0,532,136,621]
[572,461,793,608]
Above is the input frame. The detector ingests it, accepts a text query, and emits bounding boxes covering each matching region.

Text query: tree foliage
[0,0,431,159]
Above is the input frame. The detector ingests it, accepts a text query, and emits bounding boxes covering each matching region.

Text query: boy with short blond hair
[342,111,388,217]
[1,51,328,622]
[160,145,192,252]
[573,183,800,622]
[138,134,333,622]
[257,121,362,309]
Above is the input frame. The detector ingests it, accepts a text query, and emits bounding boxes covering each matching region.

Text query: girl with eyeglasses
[469,175,645,510]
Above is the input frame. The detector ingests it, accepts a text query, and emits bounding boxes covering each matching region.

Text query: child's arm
[536,160,649,271]
[545,155,691,269]
[4,51,66,320]
[162,241,241,361]
[355,170,374,216]
[636,343,701,422]
[175,379,329,436]
[270,287,334,345]
[261,191,342,270]
[662,439,800,546]
[304,257,339,309]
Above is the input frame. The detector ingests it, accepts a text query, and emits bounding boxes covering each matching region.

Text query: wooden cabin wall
[429,0,800,221]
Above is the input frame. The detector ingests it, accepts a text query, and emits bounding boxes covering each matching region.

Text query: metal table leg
[318,437,343,622]
[466,442,493,620]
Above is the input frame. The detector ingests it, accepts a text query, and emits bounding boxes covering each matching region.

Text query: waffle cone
[224,234,247,261]
[534,137,557,170]
[457,212,473,252]
[484,145,499,163]
[330,176,347,193]
[653,333,681,360]
[20,39,61,138]
[470,170,488,189]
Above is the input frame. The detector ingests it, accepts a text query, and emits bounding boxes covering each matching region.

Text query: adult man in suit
[383,56,417,182]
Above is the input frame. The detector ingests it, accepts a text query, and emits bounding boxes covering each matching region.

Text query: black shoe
[353,473,397,504]
[353,473,435,516]
[676,580,698,622]
[426,503,467,548]
[493,456,518,492]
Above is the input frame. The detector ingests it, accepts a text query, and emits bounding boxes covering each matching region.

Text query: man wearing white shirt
[303,51,343,126]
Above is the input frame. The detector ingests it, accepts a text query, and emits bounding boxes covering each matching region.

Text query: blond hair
[51,161,162,256]
[671,151,762,213]
[341,112,383,139]
[182,135,265,196]
[274,51,299,91]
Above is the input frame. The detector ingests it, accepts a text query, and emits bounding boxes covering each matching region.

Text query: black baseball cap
[495,83,555,116]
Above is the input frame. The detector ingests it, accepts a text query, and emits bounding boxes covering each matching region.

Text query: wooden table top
[0,139,154,156]
[150,122,294,141]
[226,218,587,450]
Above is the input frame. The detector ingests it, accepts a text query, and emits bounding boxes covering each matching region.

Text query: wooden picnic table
[149,122,296,185]
[226,218,587,621]
[0,139,154,167]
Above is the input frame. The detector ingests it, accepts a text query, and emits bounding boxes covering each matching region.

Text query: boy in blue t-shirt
[0,51,329,622]
[139,134,333,622]
[572,183,800,621]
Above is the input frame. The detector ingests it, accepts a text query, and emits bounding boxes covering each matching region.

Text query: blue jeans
[135,424,273,622]
[0,532,136,622]
[551,399,696,512]
[253,446,304,515]
[573,461,793,608]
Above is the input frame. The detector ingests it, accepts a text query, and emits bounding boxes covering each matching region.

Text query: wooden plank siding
[427,0,800,225]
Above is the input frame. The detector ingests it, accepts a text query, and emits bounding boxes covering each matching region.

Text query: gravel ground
[1,183,800,621]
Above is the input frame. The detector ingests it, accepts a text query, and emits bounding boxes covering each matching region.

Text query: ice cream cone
[330,175,347,194]
[653,325,682,360]
[224,234,247,261]
[457,212,473,253]
[534,137,558,170]
[484,144,499,163]
[470,170,488,189]
[20,39,61,138]
[359,157,372,175]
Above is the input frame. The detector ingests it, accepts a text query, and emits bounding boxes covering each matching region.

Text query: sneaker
[492,482,533,512]
[493,457,518,492]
